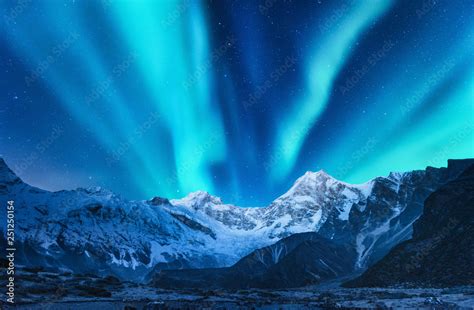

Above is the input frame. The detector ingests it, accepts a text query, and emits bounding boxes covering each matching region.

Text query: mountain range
[0,157,473,286]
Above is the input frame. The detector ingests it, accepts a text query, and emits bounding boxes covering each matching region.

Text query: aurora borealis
[1,0,473,206]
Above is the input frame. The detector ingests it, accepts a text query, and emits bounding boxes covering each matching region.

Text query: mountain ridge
[1,157,473,282]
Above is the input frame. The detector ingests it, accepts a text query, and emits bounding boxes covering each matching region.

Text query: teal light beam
[111,0,227,196]
[271,1,393,182]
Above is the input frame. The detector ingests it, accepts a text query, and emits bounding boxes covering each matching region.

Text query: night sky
[1,0,473,206]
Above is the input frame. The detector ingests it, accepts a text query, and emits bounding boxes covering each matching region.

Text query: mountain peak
[314,169,331,177]
[77,186,116,198]
[274,169,340,203]
[171,190,223,209]
[298,169,335,184]
[387,171,407,182]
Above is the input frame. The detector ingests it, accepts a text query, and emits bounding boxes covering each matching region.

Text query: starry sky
[1,0,473,206]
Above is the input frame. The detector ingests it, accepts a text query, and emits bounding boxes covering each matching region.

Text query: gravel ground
[2,267,473,309]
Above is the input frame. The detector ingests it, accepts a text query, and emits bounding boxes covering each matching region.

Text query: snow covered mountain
[167,171,371,237]
[0,157,472,282]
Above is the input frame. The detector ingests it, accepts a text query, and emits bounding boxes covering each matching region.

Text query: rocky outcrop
[344,164,474,288]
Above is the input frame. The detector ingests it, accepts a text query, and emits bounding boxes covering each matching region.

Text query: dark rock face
[152,232,356,289]
[169,213,216,239]
[256,237,356,288]
[337,167,452,268]
[344,164,474,288]
[149,196,170,205]
[229,232,356,288]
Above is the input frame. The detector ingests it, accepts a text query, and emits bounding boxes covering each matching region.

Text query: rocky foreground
[1,264,474,309]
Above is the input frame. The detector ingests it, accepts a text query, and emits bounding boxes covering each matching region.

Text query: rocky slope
[152,232,356,289]
[0,157,472,282]
[344,163,474,288]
